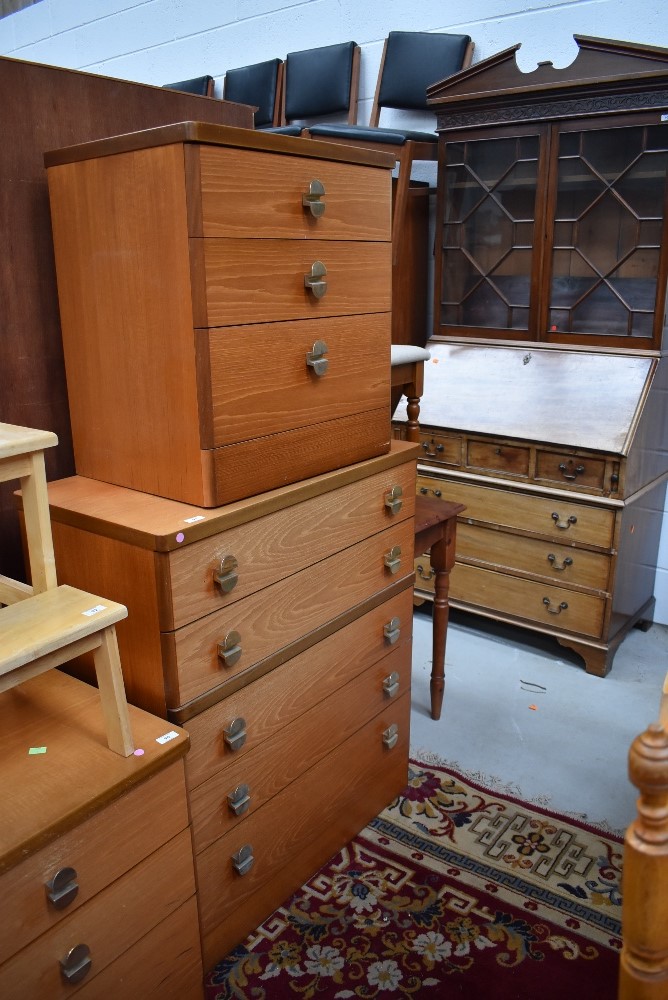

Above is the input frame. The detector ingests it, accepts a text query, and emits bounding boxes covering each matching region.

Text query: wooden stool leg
[20,451,57,594]
[92,626,134,756]
[405,392,421,443]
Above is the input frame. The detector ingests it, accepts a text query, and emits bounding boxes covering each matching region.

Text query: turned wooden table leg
[427,518,458,721]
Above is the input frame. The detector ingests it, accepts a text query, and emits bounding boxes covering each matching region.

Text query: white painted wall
[2,0,668,622]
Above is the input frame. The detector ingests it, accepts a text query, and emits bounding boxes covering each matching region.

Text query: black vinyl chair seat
[262,125,303,135]
[309,123,437,145]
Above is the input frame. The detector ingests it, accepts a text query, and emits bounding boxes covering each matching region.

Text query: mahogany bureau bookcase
[393,36,668,677]
[40,124,418,971]
[0,669,200,998]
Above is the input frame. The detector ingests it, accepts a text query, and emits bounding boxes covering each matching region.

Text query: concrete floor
[409,605,668,836]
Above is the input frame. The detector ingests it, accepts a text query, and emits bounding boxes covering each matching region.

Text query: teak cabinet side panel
[47,144,204,500]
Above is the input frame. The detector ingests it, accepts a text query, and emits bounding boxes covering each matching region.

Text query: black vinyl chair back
[163,75,214,97]
[281,40,359,124]
[223,58,283,128]
[372,31,473,121]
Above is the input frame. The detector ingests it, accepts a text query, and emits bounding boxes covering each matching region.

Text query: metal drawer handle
[383,723,399,750]
[547,553,573,572]
[551,512,577,530]
[383,617,401,644]
[384,485,403,515]
[302,179,326,218]
[416,564,435,581]
[419,486,442,498]
[218,629,242,668]
[213,555,238,594]
[306,339,328,376]
[383,671,400,698]
[542,597,568,615]
[60,944,92,984]
[232,844,254,876]
[227,783,251,816]
[304,260,327,299]
[421,440,444,458]
[384,545,402,575]
[559,462,585,481]
[223,717,247,752]
[45,866,79,910]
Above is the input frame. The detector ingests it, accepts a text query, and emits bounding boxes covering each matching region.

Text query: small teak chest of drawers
[0,669,201,999]
[44,122,395,507]
[394,343,668,677]
[38,440,419,968]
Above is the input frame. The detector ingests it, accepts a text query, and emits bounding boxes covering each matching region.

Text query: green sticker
[28,746,47,755]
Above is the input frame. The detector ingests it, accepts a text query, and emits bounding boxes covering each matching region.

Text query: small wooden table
[413,494,464,721]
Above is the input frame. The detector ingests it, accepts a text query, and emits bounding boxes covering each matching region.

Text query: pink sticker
[175,532,185,543]
[133,748,145,756]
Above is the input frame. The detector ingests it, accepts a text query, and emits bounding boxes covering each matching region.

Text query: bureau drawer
[195,145,391,241]
[450,563,606,638]
[195,239,391,327]
[184,586,414,788]
[417,429,461,466]
[0,828,195,1000]
[535,449,610,491]
[450,521,612,592]
[418,475,615,548]
[190,640,411,854]
[465,439,530,478]
[0,762,188,965]
[197,690,410,964]
[164,459,416,630]
[203,313,390,448]
[164,519,416,707]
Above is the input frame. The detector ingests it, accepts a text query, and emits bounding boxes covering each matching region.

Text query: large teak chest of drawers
[44,122,395,507]
[0,670,201,999]
[38,441,419,967]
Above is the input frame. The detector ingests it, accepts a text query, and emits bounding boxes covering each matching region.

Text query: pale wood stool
[0,422,134,756]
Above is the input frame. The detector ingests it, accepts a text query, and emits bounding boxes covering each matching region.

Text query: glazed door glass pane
[440,135,540,330]
[548,125,668,339]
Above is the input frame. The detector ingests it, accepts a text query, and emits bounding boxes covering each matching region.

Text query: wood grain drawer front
[0,828,196,1000]
[166,519,415,707]
[196,239,391,328]
[196,690,410,949]
[466,439,530,478]
[450,563,606,638]
[74,897,202,1000]
[190,641,411,854]
[196,145,391,241]
[453,522,612,592]
[203,313,390,448]
[184,587,414,789]
[165,462,416,630]
[418,475,615,548]
[535,450,609,491]
[0,762,188,965]
[418,430,461,466]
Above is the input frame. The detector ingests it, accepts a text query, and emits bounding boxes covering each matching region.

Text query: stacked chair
[163,74,215,96]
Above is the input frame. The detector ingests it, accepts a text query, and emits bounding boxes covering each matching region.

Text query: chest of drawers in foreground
[45,122,395,507]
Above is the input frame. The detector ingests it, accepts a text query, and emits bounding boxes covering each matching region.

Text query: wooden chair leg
[92,625,134,756]
[391,148,413,267]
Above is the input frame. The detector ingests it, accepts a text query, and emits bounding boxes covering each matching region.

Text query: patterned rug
[204,759,623,998]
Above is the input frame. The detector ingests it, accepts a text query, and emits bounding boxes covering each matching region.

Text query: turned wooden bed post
[618,718,668,999]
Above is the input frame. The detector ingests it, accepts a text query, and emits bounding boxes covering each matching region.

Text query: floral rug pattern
[205,760,623,998]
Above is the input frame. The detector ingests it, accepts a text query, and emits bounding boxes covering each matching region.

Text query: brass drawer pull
[419,486,442,498]
[227,783,251,816]
[421,440,444,458]
[304,260,327,299]
[218,629,242,668]
[417,564,435,581]
[45,866,79,909]
[547,553,573,572]
[302,179,326,218]
[384,545,402,574]
[306,339,328,376]
[231,844,254,876]
[60,944,92,984]
[559,461,585,481]
[383,617,401,644]
[223,717,247,752]
[384,485,403,514]
[213,555,239,594]
[383,723,399,750]
[542,597,568,615]
[383,671,400,698]
[551,512,577,530]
